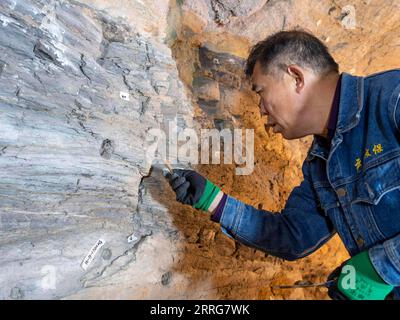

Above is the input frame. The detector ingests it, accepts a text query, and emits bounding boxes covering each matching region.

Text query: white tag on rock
[81,238,106,271]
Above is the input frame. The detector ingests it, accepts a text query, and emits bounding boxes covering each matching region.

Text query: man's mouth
[264,121,282,134]
[264,122,277,130]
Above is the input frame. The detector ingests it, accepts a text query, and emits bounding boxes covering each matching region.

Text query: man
[165,30,400,300]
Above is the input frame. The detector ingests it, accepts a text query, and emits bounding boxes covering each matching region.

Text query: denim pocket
[349,154,400,238]
[350,153,400,205]
[313,181,340,213]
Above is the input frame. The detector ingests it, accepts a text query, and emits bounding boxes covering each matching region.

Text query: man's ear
[287,65,304,93]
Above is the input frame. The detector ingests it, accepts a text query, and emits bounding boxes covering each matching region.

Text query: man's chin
[265,125,298,140]
[284,131,309,140]
[281,132,291,139]
[280,129,296,140]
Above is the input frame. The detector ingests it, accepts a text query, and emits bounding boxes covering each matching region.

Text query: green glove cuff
[338,250,393,300]
[193,179,221,212]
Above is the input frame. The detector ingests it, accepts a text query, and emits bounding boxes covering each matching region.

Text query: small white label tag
[81,238,106,271]
[119,91,130,101]
[127,234,138,243]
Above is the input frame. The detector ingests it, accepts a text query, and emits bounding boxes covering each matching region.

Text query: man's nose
[259,100,269,116]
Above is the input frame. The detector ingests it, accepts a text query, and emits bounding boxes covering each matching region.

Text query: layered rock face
[0,0,193,299]
[0,0,399,300]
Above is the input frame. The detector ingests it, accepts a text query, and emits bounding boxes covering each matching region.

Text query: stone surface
[0,0,193,299]
[1,0,399,300]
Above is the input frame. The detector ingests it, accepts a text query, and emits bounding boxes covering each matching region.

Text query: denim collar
[307,72,364,161]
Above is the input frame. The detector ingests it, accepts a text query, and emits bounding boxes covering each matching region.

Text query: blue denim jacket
[219,69,400,296]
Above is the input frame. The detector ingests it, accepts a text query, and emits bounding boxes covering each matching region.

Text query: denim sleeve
[369,234,400,286]
[218,161,335,261]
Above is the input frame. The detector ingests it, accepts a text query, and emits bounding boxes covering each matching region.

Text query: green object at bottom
[193,179,220,211]
[338,251,393,300]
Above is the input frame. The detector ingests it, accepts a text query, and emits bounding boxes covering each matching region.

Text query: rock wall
[0,0,399,300]
[0,0,194,299]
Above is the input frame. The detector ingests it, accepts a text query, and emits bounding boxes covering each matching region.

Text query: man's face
[251,61,307,139]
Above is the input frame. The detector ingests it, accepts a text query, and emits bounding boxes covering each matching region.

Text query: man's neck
[312,72,341,139]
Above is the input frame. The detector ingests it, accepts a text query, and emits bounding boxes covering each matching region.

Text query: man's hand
[327,251,394,300]
[165,169,224,212]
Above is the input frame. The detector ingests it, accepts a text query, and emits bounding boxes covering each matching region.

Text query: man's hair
[245,30,339,77]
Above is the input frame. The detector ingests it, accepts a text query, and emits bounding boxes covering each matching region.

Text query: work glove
[327,250,394,300]
[165,169,224,213]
